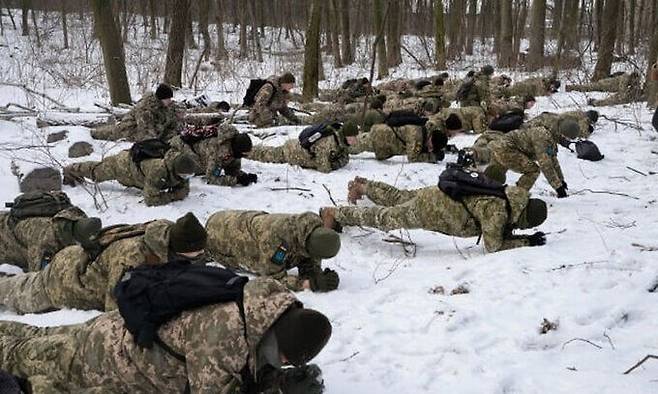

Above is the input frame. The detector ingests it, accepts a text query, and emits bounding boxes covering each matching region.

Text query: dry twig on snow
[623,355,658,375]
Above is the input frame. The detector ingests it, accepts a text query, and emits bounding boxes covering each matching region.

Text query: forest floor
[1,13,658,393]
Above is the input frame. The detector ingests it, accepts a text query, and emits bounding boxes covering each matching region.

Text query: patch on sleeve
[545,146,556,156]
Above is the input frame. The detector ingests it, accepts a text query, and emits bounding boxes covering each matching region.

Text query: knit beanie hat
[173,154,200,177]
[169,212,207,253]
[155,83,174,100]
[231,133,253,158]
[517,199,547,229]
[305,227,341,259]
[279,72,296,84]
[445,114,463,131]
[273,307,332,366]
[558,119,580,139]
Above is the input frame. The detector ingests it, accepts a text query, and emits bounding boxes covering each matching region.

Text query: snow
[1,9,658,394]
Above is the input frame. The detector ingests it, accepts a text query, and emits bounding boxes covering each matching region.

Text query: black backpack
[299,122,340,151]
[438,165,507,201]
[243,79,274,107]
[6,191,73,220]
[384,110,428,127]
[489,111,524,132]
[114,259,249,348]
[129,139,170,165]
[575,140,604,161]
[456,78,475,102]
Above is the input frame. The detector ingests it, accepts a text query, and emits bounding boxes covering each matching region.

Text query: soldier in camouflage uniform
[347,119,451,162]
[566,72,638,93]
[322,177,548,253]
[248,124,350,173]
[91,84,181,142]
[429,106,488,134]
[0,213,207,313]
[485,119,580,197]
[587,72,644,107]
[0,202,100,273]
[206,210,341,292]
[488,95,536,119]
[248,72,301,128]
[502,76,560,98]
[525,110,599,139]
[63,149,200,206]
[169,123,257,187]
[459,65,494,110]
[0,278,332,393]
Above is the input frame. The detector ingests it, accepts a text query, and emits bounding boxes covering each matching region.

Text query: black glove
[309,268,340,292]
[237,172,258,186]
[435,150,445,162]
[556,184,568,198]
[562,182,568,190]
[445,144,460,154]
[528,231,546,246]
[281,364,325,394]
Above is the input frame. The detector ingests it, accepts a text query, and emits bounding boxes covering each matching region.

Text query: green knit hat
[341,120,359,137]
[173,154,200,177]
[169,212,207,253]
[558,119,580,139]
[273,307,332,366]
[517,199,547,229]
[279,72,296,84]
[305,227,341,259]
[72,217,102,244]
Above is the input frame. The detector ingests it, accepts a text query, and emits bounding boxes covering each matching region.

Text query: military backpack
[384,110,428,128]
[299,122,342,151]
[6,191,73,220]
[129,139,170,165]
[575,140,604,161]
[438,165,507,201]
[243,79,274,107]
[456,78,475,102]
[84,222,150,260]
[489,110,524,133]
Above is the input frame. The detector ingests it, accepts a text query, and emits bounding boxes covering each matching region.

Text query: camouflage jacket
[249,76,299,125]
[419,185,532,252]
[369,124,438,162]
[206,211,324,291]
[0,208,87,272]
[500,125,565,190]
[429,106,488,133]
[169,125,245,186]
[111,150,190,206]
[2,278,297,393]
[502,77,549,97]
[460,73,492,109]
[526,111,592,139]
[92,93,180,142]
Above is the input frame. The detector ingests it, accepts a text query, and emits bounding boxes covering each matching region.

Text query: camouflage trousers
[591,89,644,107]
[66,156,125,184]
[487,141,539,191]
[249,145,288,164]
[249,108,275,128]
[90,124,125,141]
[0,246,103,314]
[567,78,621,93]
[0,321,78,392]
[470,131,504,164]
[348,133,374,155]
[336,180,421,231]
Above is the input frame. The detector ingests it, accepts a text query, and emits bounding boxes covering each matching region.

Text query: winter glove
[556,184,568,198]
[528,231,546,246]
[562,182,568,190]
[281,364,325,394]
[237,172,258,186]
[445,144,460,154]
[435,150,445,162]
[309,268,340,292]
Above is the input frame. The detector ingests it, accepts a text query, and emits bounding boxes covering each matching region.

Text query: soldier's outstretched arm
[532,136,564,191]
[469,198,530,252]
[405,128,435,163]
[206,159,241,186]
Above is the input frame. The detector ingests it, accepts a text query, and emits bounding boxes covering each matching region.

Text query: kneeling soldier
[206,210,341,292]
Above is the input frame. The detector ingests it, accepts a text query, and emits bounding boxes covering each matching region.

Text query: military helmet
[306,227,341,259]
[517,199,547,229]
[558,119,580,139]
[585,110,599,124]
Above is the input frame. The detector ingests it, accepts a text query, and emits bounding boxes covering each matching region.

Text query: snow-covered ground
[1,10,658,394]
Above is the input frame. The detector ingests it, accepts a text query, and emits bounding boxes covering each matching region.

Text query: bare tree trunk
[646,14,658,108]
[149,0,157,39]
[593,0,620,80]
[435,0,447,69]
[527,0,546,71]
[164,0,190,87]
[215,0,228,60]
[340,0,353,65]
[374,0,388,78]
[303,0,322,102]
[238,2,248,58]
[21,0,29,36]
[553,0,563,38]
[466,0,477,55]
[198,0,212,60]
[61,0,69,49]
[512,0,528,64]
[628,0,636,55]
[30,7,40,47]
[386,0,402,67]
[330,0,343,67]
[248,0,262,62]
[91,0,131,105]
[186,3,197,50]
[3,1,17,30]
[497,0,513,67]
[594,0,604,50]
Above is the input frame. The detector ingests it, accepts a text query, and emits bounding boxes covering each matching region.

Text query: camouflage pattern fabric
[470,130,505,164]
[567,73,634,93]
[349,124,438,163]
[169,125,246,186]
[525,111,592,139]
[459,73,492,110]
[248,131,349,173]
[590,73,644,106]
[0,220,172,313]
[376,78,415,96]
[429,106,488,133]
[64,150,189,206]
[248,76,300,128]
[488,97,526,118]
[334,179,533,253]
[488,125,565,191]
[0,278,298,393]
[90,93,180,142]
[502,77,550,97]
[383,95,426,115]
[206,210,324,291]
[0,207,87,272]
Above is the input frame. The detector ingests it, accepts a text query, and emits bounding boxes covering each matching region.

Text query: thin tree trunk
[91,0,131,105]
[248,0,262,62]
[498,0,513,67]
[61,0,68,49]
[149,0,157,39]
[303,0,322,101]
[593,0,620,80]
[186,4,197,50]
[199,0,212,60]
[164,0,190,87]
[3,1,17,30]
[330,0,343,67]
[466,0,477,55]
[435,0,447,69]
[386,0,402,67]
[340,0,353,65]
[628,0,636,55]
[30,8,39,47]
[527,0,546,71]
[238,2,248,58]
[215,0,227,60]
[21,0,29,36]
[374,0,388,78]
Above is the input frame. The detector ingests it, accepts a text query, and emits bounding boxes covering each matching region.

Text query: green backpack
[6,191,73,220]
